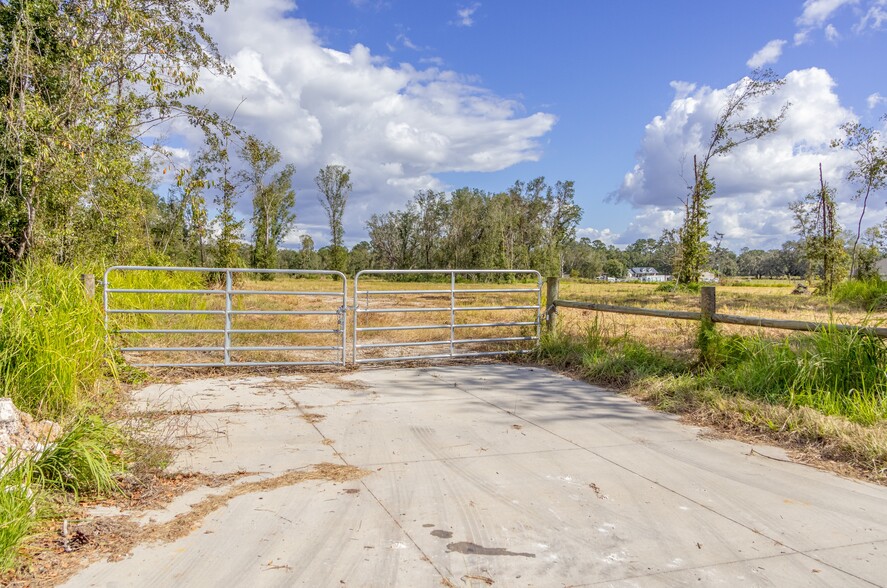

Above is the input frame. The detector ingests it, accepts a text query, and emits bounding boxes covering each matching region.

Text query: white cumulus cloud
[746,39,787,68]
[868,92,887,109]
[612,68,864,249]
[168,0,554,245]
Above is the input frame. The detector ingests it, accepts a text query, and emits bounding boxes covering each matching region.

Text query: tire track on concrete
[282,387,452,585]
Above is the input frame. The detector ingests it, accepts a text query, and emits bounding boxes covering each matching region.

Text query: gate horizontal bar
[121,347,224,352]
[355,324,450,332]
[453,321,537,328]
[107,288,222,295]
[109,309,225,315]
[454,305,539,311]
[228,309,339,316]
[357,307,451,313]
[120,328,226,334]
[228,345,340,352]
[231,290,343,296]
[228,328,338,334]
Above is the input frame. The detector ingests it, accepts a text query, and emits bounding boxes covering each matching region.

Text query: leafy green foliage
[316,165,352,275]
[367,177,582,277]
[0,0,232,269]
[790,163,847,292]
[240,136,297,275]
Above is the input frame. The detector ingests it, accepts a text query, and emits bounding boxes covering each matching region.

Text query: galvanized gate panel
[353,269,542,364]
[104,266,347,367]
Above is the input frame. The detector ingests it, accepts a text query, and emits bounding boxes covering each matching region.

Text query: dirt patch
[4,463,369,587]
[301,413,326,424]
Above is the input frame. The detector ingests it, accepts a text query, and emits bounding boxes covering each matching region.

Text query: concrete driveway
[64,364,887,587]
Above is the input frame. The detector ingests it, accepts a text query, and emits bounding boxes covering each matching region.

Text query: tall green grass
[0,260,118,418]
[0,457,37,571]
[831,278,887,311]
[538,321,887,425]
[709,326,887,424]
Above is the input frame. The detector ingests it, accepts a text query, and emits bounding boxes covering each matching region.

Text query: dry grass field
[557,279,887,358]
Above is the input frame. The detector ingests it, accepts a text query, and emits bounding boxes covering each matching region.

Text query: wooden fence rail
[546,279,887,338]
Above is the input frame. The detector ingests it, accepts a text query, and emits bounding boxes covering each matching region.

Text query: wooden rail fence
[544,278,887,338]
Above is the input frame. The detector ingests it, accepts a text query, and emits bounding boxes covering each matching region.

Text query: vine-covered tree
[675,69,788,284]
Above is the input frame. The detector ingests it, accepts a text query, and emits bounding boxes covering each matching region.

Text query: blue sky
[178,0,887,250]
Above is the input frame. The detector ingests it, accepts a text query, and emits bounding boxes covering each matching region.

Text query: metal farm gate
[352,270,542,364]
[103,266,348,367]
[103,266,542,367]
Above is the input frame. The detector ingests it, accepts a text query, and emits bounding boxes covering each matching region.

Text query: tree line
[1,1,883,290]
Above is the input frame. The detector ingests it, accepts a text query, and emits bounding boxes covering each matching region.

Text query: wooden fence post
[700,286,716,322]
[545,277,559,332]
[81,273,95,299]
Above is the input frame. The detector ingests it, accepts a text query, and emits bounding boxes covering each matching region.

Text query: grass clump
[0,459,37,571]
[831,278,887,310]
[0,260,118,418]
[33,417,127,497]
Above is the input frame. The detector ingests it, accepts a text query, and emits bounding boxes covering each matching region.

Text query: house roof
[629,267,660,274]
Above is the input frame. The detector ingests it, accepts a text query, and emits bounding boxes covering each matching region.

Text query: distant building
[627,267,669,282]
[700,271,720,283]
[876,258,887,279]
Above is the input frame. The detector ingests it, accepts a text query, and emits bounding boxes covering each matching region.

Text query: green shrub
[0,260,118,418]
[654,281,700,293]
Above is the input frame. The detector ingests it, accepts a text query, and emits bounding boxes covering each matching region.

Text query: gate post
[81,273,95,299]
[545,277,559,333]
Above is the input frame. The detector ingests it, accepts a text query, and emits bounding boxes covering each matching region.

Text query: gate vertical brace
[224,269,232,366]
[536,275,543,343]
[340,277,347,366]
[449,272,456,357]
[353,273,359,365]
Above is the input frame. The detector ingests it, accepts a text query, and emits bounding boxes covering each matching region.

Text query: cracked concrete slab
[63,365,887,587]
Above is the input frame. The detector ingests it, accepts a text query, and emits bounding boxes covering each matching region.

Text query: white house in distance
[628,267,669,282]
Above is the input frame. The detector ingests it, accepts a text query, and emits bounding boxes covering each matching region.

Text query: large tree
[0,0,231,270]
[675,69,788,284]
[239,136,296,275]
[315,164,351,275]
